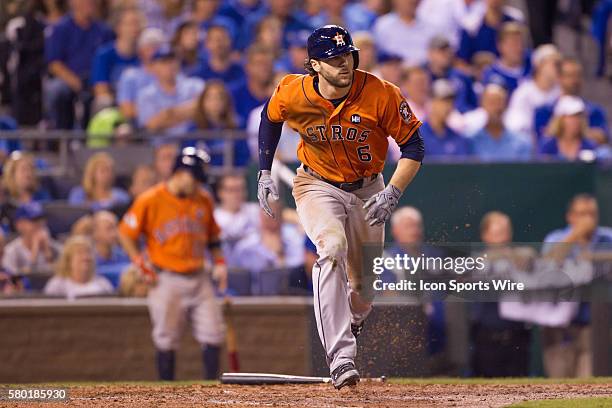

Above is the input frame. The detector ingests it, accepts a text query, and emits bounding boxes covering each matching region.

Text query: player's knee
[316,231,347,261]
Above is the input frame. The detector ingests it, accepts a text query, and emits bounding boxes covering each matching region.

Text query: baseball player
[118,147,226,381]
[257,25,425,389]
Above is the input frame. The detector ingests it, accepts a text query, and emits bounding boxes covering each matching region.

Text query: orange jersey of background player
[266,69,422,183]
[119,183,220,273]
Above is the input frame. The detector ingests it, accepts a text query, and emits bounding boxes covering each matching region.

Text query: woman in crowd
[190,80,249,166]
[172,20,203,77]
[43,235,114,299]
[540,96,597,161]
[68,152,130,210]
[2,151,51,205]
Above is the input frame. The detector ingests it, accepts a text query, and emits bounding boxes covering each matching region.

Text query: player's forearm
[118,233,141,261]
[258,102,283,171]
[388,158,421,192]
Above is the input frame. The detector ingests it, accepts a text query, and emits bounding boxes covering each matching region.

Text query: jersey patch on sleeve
[123,213,138,229]
[399,100,412,124]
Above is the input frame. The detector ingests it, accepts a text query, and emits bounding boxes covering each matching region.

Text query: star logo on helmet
[333,33,345,47]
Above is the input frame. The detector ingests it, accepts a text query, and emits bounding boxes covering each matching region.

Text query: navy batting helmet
[172,146,210,183]
[307,25,360,69]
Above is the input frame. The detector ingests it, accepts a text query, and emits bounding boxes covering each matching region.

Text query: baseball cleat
[351,321,364,338]
[331,362,360,390]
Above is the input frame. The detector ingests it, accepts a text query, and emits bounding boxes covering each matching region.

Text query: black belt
[303,165,377,192]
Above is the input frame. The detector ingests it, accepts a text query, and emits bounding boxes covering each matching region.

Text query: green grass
[508,397,612,407]
[389,377,612,385]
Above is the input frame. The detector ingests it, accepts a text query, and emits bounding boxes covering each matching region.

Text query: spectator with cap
[136,46,205,135]
[2,202,62,276]
[420,79,471,157]
[91,7,143,113]
[401,66,431,122]
[424,35,477,113]
[229,44,275,127]
[171,20,204,77]
[539,96,598,162]
[239,0,313,50]
[195,23,245,85]
[456,0,523,68]
[45,0,114,129]
[44,235,114,299]
[373,0,438,66]
[117,27,166,122]
[481,22,530,96]
[470,84,532,161]
[535,57,609,146]
[276,30,310,74]
[68,152,131,211]
[352,31,377,72]
[191,0,238,42]
[505,44,561,138]
[373,51,404,86]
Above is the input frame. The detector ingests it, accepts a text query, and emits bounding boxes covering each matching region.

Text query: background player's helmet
[307,25,360,69]
[172,147,211,183]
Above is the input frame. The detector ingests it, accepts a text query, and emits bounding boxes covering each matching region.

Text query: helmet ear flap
[352,51,359,70]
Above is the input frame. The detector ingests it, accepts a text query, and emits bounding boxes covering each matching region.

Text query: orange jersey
[266,69,422,182]
[119,183,220,273]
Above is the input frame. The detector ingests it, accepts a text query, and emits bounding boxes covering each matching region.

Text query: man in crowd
[92,210,130,270]
[45,0,114,129]
[137,46,204,135]
[195,24,245,86]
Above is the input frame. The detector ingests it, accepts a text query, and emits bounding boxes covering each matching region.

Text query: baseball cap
[554,95,585,117]
[151,45,176,61]
[432,79,457,99]
[377,50,403,64]
[429,35,451,50]
[137,28,166,49]
[15,202,45,221]
[531,44,560,68]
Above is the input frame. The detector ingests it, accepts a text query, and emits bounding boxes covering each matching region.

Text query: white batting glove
[363,184,402,226]
[257,170,279,218]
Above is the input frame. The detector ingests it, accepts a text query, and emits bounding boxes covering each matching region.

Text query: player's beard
[319,69,353,89]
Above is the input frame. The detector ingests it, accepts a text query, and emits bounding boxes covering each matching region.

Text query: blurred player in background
[119,147,227,381]
[257,25,424,389]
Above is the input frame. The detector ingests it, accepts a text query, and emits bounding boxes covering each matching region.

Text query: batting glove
[363,184,402,226]
[257,170,279,218]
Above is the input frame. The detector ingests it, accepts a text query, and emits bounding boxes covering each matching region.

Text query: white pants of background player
[293,166,384,374]
[147,270,226,351]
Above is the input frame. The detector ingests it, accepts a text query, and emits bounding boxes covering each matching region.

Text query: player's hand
[363,184,402,226]
[212,263,228,293]
[133,255,157,285]
[257,170,279,218]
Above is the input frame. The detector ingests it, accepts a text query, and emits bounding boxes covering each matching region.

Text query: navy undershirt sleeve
[398,128,425,162]
[258,101,284,171]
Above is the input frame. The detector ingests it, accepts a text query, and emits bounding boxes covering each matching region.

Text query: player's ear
[311,59,321,73]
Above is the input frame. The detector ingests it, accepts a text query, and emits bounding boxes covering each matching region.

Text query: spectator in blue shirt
[91,7,143,112]
[136,47,205,136]
[195,24,245,85]
[456,0,523,66]
[424,35,477,113]
[239,0,312,50]
[481,22,530,96]
[471,84,532,161]
[45,0,114,129]
[275,30,310,74]
[306,0,378,32]
[539,96,597,161]
[535,57,609,146]
[541,194,612,377]
[229,44,275,127]
[420,79,472,158]
[116,28,167,123]
[218,0,264,31]
[188,80,250,167]
[2,152,52,206]
[171,20,204,77]
[68,152,130,211]
[192,0,239,44]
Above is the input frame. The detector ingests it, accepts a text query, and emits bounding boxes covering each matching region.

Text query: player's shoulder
[275,73,307,92]
[195,186,216,206]
[133,182,166,205]
[360,70,402,97]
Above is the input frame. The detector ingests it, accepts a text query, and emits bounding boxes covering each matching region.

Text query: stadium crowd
[0,0,611,378]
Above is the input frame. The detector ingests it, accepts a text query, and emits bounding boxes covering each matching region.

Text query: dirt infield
[2,381,612,408]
